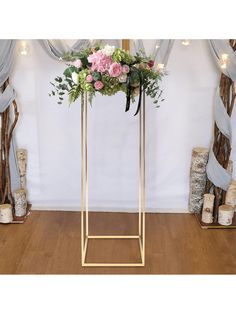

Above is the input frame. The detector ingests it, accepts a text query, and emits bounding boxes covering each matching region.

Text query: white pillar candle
[0,204,13,223]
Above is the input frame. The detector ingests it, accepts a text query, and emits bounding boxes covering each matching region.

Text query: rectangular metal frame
[81,92,145,267]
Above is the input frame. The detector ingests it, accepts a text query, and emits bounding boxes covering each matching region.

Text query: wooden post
[122,39,130,52]
[0,79,19,206]
[205,40,236,222]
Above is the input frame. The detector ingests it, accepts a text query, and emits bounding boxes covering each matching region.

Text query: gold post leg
[85,92,89,237]
[139,97,142,238]
[81,92,146,267]
[142,92,146,265]
[81,93,85,264]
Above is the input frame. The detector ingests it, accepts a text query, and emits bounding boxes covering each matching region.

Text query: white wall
[11,40,232,212]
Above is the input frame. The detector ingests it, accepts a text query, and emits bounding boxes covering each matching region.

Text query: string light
[19,41,29,56]
[220,53,228,69]
[155,44,160,49]
[221,53,228,62]
[182,39,190,46]
[157,63,165,71]
[221,63,227,69]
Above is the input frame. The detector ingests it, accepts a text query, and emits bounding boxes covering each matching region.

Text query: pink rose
[73,59,82,68]
[122,65,130,74]
[88,51,112,72]
[109,62,122,77]
[98,65,106,73]
[86,74,93,82]
[94,80,104,90]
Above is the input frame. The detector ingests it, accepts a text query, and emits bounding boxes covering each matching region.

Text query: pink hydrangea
[88,51,112,73]
[122,65,130,74]
[94,80,104,90]
[86,74,93,82]
[73,59,82,68]
[109,62,122,77]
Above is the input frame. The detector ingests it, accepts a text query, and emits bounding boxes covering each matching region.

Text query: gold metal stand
[81,92,145,267]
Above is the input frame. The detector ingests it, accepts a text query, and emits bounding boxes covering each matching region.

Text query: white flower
[101,44,115,56]
[118,74,127,83]
[72,72,79,84]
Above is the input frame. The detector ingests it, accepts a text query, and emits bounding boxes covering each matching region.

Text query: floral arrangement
[50,44,164,115]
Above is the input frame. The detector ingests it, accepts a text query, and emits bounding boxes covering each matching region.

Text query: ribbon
[125,67,143,116]
[125,73,131,112]
[206,88,232,191]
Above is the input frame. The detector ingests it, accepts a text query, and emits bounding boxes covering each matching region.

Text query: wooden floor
[1,210,236,274]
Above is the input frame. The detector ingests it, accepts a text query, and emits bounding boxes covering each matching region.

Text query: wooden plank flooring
[0,210,236,274]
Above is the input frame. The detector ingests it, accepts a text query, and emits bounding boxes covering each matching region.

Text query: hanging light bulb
[155,44,160,50]
[220,53,228,69]
[157,63,165,71]
[19,41,29,56]
[221,53,228,62]
[182,39,190,46]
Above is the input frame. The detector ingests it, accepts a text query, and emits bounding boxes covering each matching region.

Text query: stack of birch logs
[189,147,236,225]
[0,80,28,223]
[0,148,28,224]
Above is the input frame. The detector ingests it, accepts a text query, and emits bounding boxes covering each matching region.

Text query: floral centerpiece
[50,44,164,115]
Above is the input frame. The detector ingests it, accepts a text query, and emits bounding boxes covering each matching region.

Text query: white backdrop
[10,40,236,212]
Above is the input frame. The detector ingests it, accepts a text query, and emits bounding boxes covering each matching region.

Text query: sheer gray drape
[209,40,236,81]
[0,40,16,86]
[134,39,174,65]
[38,39,121,60]
[0,39,20,192]
[206,40,236,190]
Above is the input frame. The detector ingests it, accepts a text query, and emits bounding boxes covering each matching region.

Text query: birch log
[189,147,209,213]
[225,180,236,210]
[201,193,215,223]
[218,204,234,225]
[0,204,13,223]
[14,188,27,217]
[16,149,27,189]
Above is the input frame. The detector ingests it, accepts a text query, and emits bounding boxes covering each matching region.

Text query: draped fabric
[38,39,120,60]
[209,40,236,81]
[0,40,16,86]
[38,40,92,60]
[0,84,20,192]
[206,40,236,191]
[134,39,174,65]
